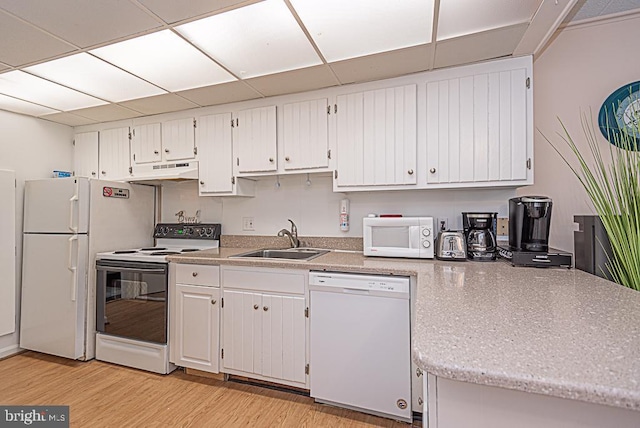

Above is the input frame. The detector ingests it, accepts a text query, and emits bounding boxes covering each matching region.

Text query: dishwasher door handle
[342,288,371,295]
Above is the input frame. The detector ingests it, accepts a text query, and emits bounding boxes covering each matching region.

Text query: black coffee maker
[509,196,552,251]
[462,212,498,261]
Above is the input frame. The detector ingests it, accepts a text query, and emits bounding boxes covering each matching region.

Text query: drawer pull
[211,299,217,305]
[263,306,269,312]
[192,272,198,277]
[254,304,259,310]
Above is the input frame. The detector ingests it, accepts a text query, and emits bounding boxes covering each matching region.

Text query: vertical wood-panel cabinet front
[425,66,529,185]
[282,99,329,170]
[197,113,233,194]
[73,131,99,178]
[163,118,195,161]
[172,284,220,373]
[234,105,277,173]
[99,127,131,181]
[335,85,417,188]
[131,123,162,164]
[222,289,305,385]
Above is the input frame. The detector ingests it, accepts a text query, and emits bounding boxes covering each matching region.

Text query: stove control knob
[422,228,431,237]
[205,227,213,237]
[422,240,431,248]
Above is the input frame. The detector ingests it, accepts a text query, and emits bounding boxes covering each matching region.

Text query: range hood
[127,161,199,183]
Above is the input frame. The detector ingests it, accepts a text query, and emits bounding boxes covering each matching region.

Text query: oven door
[96,260,168,344]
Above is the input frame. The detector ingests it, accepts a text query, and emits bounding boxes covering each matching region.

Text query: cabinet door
[131,123,162,164]
[336,85,417,187]
[235,105,277,173]
[197,113,233,194]
[283,99,329,170]
[163,118,195,161]
[426,68,528,184]
[74,131,99,178]
[261,294,306,384]
[99,127,130,180]
[171,284,220,373]
[222,289,261,374]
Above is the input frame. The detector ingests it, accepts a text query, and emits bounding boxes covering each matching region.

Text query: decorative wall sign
[598,81,640,151]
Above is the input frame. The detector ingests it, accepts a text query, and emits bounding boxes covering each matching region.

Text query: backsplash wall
[160,175,517,238]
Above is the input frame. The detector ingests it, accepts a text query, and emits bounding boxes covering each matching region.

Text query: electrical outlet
[437,217,449,232]
[242,217,255,231]
[497,217,509,236]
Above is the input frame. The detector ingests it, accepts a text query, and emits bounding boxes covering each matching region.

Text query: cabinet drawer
[222,266,306,294]
[175,264,220,286]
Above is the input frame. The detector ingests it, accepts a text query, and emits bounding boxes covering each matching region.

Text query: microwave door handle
[409,226,420,249]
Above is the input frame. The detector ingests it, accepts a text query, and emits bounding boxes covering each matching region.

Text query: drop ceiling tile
[601,0,640,16]
[0,93,59,116]
[39,111,98,126]
[176,81,262,106]
[119,93,199,115]
[330,44,433,84]
[26,53,166,102]
[437,0,542,41]
[176,0,321,79]
[565,0,609,22]
[0,70,106,110]
[0,12,75,67]
[67,104,143,122]
[290,0,434,62]
[0,0,161,48]
[244,65,339,97]
[137,0,260,24]
[90,30,235,92]
[434,24,528,69]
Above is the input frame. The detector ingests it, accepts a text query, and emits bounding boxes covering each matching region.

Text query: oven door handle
[96,266,166,274]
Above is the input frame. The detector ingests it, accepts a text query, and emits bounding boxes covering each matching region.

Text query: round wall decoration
[598,81,640,151]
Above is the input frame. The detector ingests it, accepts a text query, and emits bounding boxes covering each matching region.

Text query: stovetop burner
[180,249,199,252]
[140,247,165,251]
[113,250,138,254]
[150,251,181,256]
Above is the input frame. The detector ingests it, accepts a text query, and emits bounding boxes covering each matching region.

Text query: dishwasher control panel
[309,272,410,294]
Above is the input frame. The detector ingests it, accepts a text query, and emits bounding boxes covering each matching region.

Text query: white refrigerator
[20,177,155,360]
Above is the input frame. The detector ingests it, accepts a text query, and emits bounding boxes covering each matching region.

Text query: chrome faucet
[277,219,299,248]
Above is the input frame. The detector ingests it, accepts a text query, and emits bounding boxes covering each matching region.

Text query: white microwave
[363,217,435,259]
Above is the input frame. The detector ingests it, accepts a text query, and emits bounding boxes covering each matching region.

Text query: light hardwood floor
[0,352,419,427]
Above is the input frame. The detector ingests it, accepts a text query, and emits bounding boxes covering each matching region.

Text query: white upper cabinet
[282,98,329,171]
[234,105,277,173]
[197,113,255,197]
[131,123,161,164]
[99,127,131,181]
[73,131,99,178]
[334,85,417,189]
[425,59,531,186]
[163,117,196,161]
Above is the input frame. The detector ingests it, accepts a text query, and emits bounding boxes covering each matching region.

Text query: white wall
[0,110,73,357]
[161,176,516,237]
[528,13,640,252]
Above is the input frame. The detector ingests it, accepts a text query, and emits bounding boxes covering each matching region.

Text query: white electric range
[94,223,221,374]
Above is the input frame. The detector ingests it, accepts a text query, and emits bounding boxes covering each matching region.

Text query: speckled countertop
[168,248,640,412]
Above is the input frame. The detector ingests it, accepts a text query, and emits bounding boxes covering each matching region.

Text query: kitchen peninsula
[169,247,640,427]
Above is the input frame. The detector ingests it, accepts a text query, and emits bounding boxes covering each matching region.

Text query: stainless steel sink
[230,248,329,261]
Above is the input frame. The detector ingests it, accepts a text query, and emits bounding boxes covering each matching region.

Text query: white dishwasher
[309,271,412,422]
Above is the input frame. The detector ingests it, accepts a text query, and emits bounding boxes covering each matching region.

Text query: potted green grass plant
[541,104,640,290]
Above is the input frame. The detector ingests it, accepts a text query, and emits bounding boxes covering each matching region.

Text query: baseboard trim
[0,344,22,360]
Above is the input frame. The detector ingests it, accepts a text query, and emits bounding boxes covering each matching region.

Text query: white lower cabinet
[221,266,307,388]
[170,264,221,373]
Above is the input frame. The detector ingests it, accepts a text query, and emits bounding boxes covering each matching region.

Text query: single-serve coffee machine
[508,196,552,251]
[462,212,498,261]
[498,196,572,268]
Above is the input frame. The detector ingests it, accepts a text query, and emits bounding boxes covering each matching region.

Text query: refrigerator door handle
[68,193,79,233]
[68,236,78,301]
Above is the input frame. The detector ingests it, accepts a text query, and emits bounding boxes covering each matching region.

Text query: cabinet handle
[269,157,274,163]
[200,181,204,185]
[101,171,106,175]
[91,171,96,176]
[263,306,269,312]
[418,397,423,406]
[154,150,159,155]
[254,304,259,310]
[285,156,290,161]
[408,169,414,175]
[430,168,436,174]
[211,299,217,305]
[165,148,170,153]
[192,272,198,277]
[416,367,423,377]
